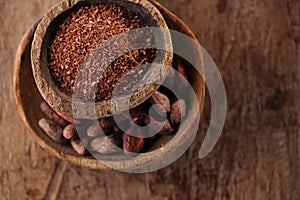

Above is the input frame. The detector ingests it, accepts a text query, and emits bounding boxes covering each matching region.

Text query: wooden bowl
[31,0,173,120]
[14,0,205,170]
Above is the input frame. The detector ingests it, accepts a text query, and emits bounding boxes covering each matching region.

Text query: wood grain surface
[0,0,299,199]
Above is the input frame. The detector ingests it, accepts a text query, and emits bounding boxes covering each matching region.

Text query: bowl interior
[31,0,173,119]
[17,1,204,170]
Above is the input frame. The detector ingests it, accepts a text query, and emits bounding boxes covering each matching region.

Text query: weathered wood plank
[0,0,299,199]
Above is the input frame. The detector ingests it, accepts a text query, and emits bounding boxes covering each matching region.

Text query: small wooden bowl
[14,0,205,170]
[31,0,173,120]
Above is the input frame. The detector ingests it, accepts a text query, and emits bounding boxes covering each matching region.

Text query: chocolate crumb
[48,4,157,101]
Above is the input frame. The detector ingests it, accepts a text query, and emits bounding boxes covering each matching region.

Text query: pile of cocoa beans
[38,59,189,156]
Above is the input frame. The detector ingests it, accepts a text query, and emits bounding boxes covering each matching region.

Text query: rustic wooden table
[1,0,299,199]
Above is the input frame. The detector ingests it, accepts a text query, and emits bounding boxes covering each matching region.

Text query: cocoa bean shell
[38,118,67,144]
[90,135,121,154]
[122,131,144,155]
[70,138,87,155]
[63,124,77,139]
[150,91,170,114]
[170,99,186,124]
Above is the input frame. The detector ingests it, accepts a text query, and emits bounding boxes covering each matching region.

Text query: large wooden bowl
[14,0,205,170]
[31,0,173,120]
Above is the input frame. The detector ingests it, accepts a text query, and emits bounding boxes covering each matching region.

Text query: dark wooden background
[0,0,299,199]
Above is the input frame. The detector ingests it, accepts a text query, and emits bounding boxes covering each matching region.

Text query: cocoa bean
[170,99,186,124]
[150,91,170,115]
[144,116,174,135]
[123,128,144,155]
[90,135,121,154]
[86,121,105,137]
[176,61,188,80]
[70,138,87,155]
[160,120,174,135]
[40,101,68,128]
[38,118,67,144]
[63,124,77,139]
[79,136,92,148]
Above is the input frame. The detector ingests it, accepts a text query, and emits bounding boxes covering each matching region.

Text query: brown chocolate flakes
[48,4,157,101]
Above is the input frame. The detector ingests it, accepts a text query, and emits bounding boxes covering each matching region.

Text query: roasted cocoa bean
[87,121,105,137]
[40,101,68,128]
[176,60,188,80]
[63,124,77,139]
[170,99,186,124]
[150,91,170,115]
[159,120,174,134]
[38,118,67,144]
[122,128,144,155]
[90,135,121,154]
[70,138,87,155]
[144,116,174,135]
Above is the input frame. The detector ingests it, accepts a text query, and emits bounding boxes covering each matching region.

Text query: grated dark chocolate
[48,4,157,101]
